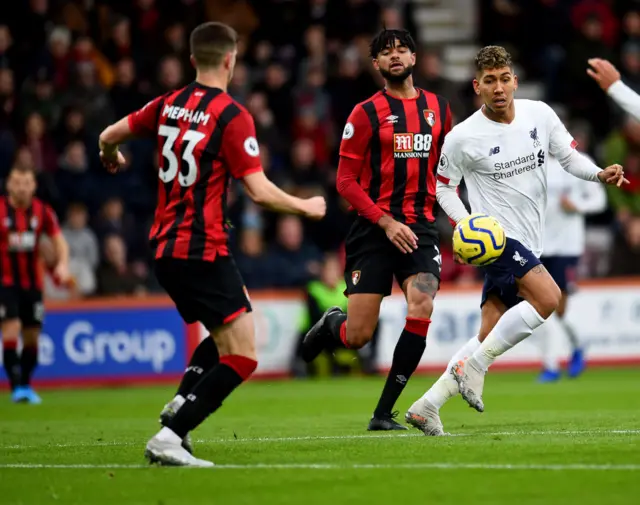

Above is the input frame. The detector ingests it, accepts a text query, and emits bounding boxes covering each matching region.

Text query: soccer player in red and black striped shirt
[98,22,326,467]
[1,165,70,404]
[302,29,452,431]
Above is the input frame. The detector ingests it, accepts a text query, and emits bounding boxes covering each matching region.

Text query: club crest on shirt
[530,127,541,148]
[351,270,361,285]
[424,109,436,127]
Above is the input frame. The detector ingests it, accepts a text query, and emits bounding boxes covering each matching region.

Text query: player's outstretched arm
[98,117,134,173]
[242,171,326,220]
[435,180,469,224]
[587,58,640,121]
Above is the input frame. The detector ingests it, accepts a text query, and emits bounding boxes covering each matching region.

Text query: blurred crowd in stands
[1,0,640,301]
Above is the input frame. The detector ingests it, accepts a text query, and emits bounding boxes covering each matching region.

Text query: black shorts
[344,217,441,297]
[0,287,44,327]
[154,256,252,330]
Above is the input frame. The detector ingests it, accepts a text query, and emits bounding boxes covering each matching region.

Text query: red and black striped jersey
[0,196,61,291]
[127,82,263,262]
[338,88,452,225]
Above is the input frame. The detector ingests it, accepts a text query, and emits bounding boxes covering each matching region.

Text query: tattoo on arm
[411,272,440,298]
[531,265,546,275]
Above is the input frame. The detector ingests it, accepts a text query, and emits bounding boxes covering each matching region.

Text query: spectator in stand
[110,58,148,119]
[161,21,190,64]
[65,62,114,133]
[97,234,146,296]
[20,72,60,128]
[289,138,327,193]
[93,196,142,260]
[234,225,271,289]
[266,215,322,288]
[54,107,93,152]
[156,55,184,95]
[415,49,462,117]
[259,61,293,135]
[59,202,98,297]
[0,25,16,73]
[23,112,57,173]
[55,140,95,211]
[42,26,74,91]
[228,61,252,105]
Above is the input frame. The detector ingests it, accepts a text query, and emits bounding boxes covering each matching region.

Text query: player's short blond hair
[475,46,513,75]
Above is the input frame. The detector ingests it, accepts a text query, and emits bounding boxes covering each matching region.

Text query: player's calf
[148,313,258,460]
[518,265,561,319]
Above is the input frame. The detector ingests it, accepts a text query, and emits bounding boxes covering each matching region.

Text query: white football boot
[145,434,214,467]
[451,358,485,412]
[405,398,448,436]
[159,398,194,454]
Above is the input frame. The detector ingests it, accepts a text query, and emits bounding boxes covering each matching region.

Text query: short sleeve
[339,105,372,160]
[436,131,465,186]
[127,95,165,137]
[221,110,263,179]
[43,204,61,237]
[544,103,577,160]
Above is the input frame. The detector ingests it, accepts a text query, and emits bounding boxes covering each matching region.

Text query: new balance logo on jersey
[537,149,545,167]
[513,251,528,266]
[489,146,500,156]
[393,133,433,158]
[162,105,210,125]
[386,115,398,124]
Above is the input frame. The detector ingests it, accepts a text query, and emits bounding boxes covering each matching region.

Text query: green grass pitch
[1,369,639,505]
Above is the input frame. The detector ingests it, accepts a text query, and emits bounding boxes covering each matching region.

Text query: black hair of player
[369,29,416,59]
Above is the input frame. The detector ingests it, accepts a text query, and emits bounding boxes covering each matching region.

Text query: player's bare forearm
[52,233,69,267]
[99,117,135,154]
[242,171,305,214]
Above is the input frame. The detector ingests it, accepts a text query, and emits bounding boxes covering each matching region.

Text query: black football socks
[19,344,38,387]
[373,317,430,418]
[168,355,257,438]
[2,341,19,391]
[176,335,219,398]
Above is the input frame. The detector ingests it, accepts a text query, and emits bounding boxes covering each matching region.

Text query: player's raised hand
[100,149,126,174]
[301,196,327,220]
[379,216,418,254]
[598,164,629,187]
[587,58,621,91]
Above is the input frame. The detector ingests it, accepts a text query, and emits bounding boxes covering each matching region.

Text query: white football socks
[470,301,546,372]
[537,313,562,372]
[157,426,182,444]
[422,336,481,410]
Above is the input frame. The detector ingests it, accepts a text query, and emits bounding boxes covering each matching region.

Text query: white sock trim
[517,301,546,329]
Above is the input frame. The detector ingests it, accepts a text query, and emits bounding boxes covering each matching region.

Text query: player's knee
[346,323,375,349]
[1,319,20,341]
[406,292,434,319]
[533,284,561,319]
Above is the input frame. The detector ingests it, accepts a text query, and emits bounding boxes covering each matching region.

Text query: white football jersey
[437,99,577,257]
[543,155,607,257]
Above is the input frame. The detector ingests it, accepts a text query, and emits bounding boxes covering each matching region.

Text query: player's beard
[380,64,413,84]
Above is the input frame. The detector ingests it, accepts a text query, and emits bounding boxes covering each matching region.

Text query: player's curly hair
[475,46,513,73]
[190,22,238,69]
[369,29,416,59]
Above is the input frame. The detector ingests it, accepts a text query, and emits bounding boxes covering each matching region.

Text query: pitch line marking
[3,429,639,450]
[1,462,639,471]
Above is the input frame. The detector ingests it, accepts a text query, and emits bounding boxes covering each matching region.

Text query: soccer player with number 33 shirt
[98,22,326,467]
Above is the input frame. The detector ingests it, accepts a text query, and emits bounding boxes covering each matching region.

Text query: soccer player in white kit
[537,148,607,383]
[405,46,627,436]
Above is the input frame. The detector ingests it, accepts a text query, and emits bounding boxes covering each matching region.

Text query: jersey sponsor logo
[393,133,432,158]
[351,270,361,285]
[530,127,541,148]
[342,122,355,139]
[244,136,260,157]
[489,146,500,156]
[161,105,210,125]
[8,231,36,252]
[492,150,545,180]
[423,109,436,127]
